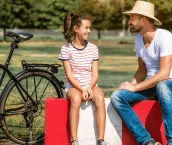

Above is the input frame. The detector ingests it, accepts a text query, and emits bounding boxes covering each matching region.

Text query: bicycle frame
[0,40,39,118]
[0,40,20,86]
[0,40,64,117]
[0,32,64,144]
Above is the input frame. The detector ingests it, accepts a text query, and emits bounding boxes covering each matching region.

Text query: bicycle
[0,31,64,144]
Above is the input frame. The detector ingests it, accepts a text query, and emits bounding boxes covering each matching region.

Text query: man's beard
[129,25,141,33]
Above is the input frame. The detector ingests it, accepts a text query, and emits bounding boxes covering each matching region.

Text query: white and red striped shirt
[59,41,99,88]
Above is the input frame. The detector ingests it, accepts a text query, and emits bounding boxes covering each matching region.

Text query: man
[110,1,172,145]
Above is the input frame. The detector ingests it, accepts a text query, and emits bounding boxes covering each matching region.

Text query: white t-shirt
[135,28,172,78]
[59,41,99,88]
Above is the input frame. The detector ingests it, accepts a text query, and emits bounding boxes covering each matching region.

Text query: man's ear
[143,17,147,23]
[73,26,78,33]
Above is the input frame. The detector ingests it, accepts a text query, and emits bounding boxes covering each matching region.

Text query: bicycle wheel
[0,70,63,144]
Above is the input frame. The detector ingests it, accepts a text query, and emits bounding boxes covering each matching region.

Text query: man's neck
[140,25,156,45]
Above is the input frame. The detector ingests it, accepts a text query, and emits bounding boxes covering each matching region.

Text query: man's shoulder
[156,28,172,36]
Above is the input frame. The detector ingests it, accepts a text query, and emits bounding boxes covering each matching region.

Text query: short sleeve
[158,30,172,57]
[59,45,69,60]
[135,34,142,57]
[93,46,99,61]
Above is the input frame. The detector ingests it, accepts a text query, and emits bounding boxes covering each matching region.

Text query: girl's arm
[89,60,98,88]
[62,60,88,99]
[87,60,98,99]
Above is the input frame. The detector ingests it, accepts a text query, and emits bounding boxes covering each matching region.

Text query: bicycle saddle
[4,31,33,41]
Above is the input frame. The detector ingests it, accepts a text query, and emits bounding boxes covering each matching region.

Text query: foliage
[0,0,172,33]
[32,0,81,29]
[0,0,34,28]
[149,0,172,29]
[112,0,172,30]
[76,0,110,30]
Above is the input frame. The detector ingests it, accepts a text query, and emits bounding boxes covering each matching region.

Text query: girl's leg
[67,88,82,141]
[91,86,106,140]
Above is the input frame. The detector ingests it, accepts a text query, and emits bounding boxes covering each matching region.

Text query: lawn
[0,40,137,143]
[0,41,137,97]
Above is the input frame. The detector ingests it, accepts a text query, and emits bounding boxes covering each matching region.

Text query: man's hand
[118,82,137,92]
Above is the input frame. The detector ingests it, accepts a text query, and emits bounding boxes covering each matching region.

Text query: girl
[59,13,107,145]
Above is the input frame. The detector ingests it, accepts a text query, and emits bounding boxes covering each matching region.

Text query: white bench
[78,98,122,145]
[45,98,122,145]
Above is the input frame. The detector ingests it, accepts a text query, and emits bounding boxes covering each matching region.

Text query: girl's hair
[63,13,92,43]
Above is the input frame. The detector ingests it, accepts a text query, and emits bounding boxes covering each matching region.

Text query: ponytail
[63,13,74,43]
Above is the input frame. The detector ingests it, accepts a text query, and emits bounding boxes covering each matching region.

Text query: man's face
[128,14,144,33]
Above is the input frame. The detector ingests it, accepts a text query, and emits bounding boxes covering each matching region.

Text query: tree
[149,0,172,30]
[0,0,34,40]
[76,0,111,39]
[32,0,81,29]
[109,0,172,31]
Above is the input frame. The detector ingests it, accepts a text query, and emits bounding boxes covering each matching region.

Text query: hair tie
[70,13,74,19]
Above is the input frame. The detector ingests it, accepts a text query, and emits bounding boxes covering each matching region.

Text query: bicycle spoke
[0,71,62,144]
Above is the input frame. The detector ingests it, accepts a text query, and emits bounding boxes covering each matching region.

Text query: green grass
[0,41,137,141]
[0,42,137,96]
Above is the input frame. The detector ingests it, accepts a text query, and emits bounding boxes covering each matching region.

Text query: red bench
[44,99,167,145]
[122,100,166,145]
[44,98,70,145]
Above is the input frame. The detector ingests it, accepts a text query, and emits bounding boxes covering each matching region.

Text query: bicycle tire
[0,70,63,144]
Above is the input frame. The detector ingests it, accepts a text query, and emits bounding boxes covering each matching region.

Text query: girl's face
[74,19,91,41]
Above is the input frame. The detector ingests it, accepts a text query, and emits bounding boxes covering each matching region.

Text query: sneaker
[71,140,79,145]
[145,140,162,145]
[154,143,162,145]
[97,140,108,145]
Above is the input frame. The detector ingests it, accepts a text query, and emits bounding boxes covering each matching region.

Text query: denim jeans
[110,79,172,145]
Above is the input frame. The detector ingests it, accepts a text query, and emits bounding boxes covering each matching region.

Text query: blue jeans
[110,79,172,145]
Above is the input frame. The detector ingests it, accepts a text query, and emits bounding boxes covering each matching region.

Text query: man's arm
[131,57,147,84]
[135,55,172,91]
[119,55,172,92]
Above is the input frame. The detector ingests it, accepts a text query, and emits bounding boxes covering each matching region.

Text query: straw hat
[123,0,162,26]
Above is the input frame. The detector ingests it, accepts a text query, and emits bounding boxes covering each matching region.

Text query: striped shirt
[59,41,99,88]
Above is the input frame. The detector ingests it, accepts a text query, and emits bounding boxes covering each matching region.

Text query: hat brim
[123,11,162,26]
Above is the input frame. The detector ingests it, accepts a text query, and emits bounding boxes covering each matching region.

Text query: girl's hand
[87,87,93,99]
[81,88,89,101]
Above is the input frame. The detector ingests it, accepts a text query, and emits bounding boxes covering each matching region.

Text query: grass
[0,40,137,142]
[0,41,137,96]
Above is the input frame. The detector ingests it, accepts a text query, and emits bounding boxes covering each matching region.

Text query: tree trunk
[97,29,101,40]
[3,27,7,41]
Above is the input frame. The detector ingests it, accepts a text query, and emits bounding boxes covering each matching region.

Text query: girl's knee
[94,95,105,106]
[92,90,105,108]
[70,96,82,108]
